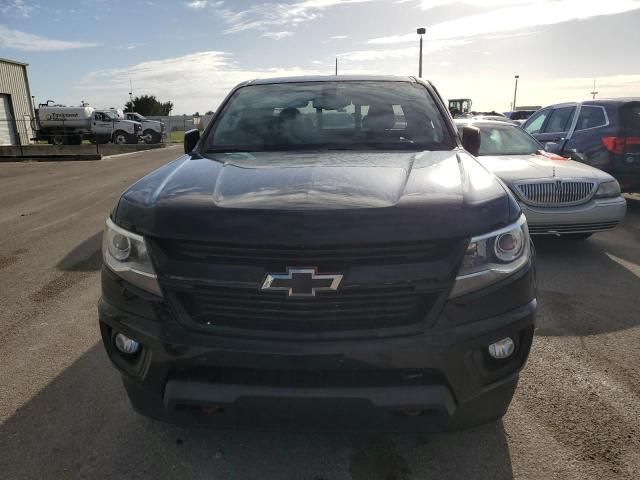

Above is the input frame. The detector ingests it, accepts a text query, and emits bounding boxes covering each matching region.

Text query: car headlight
[594,180,621,198]
[103,218,162,296]
[450,215,530,298]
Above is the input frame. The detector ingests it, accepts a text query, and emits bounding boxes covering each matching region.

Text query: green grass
[169,131,185,143]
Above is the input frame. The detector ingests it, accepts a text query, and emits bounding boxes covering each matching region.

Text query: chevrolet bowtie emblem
[261,268,343,297]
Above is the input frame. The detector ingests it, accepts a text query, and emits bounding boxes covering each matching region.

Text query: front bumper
[519,196,627,234]
[98,260,536,430]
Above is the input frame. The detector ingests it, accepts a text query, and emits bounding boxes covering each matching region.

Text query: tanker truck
[32,102,141,145]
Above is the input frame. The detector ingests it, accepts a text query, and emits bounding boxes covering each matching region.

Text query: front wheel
[112,131,129,145]
[142,129,160,144]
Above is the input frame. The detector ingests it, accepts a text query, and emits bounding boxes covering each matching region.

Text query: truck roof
[245,75,421,86]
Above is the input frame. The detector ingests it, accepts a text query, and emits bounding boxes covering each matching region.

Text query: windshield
[476,123,542,156]
[205,81,453,152]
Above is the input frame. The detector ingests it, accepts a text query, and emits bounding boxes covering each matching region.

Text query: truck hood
[115,150,517,244]
[476,152,614,184]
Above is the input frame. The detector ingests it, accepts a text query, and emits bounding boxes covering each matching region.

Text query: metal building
[0,57,35,145]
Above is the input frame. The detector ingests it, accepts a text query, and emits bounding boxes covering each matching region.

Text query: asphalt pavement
[0,146,638,479]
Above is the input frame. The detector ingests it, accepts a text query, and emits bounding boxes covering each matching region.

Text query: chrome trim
[261,267,343,298]
[513,178,597,207]
[528,221,619,235]
[567,104,610,138]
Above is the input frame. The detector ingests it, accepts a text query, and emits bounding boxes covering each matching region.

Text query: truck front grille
[169,284,440,335]
[155,239,452,268]
[515,181,596,206]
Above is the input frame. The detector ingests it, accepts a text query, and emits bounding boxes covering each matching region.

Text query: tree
[124,95,173,116]
[193,111,200,116]
[205,110,214,115]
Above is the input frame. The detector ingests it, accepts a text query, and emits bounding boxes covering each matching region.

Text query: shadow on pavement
[533,200,640,337]
[0,344,514,480]
[57,232,103,272]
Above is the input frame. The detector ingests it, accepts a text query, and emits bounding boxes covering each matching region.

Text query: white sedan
[457,120,627,238]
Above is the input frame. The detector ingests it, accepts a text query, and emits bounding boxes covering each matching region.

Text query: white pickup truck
[109,110,165,144]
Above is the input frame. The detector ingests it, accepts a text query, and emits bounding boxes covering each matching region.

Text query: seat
[363,104,396,131]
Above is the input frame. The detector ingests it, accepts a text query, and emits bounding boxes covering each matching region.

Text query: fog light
[488,337,515,359]
[114,333,140,354]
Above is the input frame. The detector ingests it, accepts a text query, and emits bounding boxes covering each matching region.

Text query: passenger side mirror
[461,126,480,156]
[544,142,560,154]
[184,129,200,154]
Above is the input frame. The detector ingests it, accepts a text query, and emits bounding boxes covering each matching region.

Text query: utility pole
[335,57,338,76]
[512,75,519,112]
[128,79,134,110]
[417,28,426,78]
[590,79,598,99]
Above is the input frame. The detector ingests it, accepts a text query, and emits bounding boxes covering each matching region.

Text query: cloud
[337,38,470,63]
[186,0,222,8]
[369,0,640,44]
[262,31,294,40]
[73,51,329,114]
[0,0,33,18]
[220,0,373,34]
[0,24,99,51]
[330,35,349,40]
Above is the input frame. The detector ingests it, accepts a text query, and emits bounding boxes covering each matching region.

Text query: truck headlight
[594,180,621,198]
[103,218,162,296]
[450,215,530,298]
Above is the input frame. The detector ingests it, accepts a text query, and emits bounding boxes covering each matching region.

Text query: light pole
[512,75,519,112]
[417,27,426,78]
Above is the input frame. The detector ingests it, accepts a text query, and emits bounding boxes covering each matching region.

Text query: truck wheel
[70,135,82,145]
[112,131,129,145]
[51,134,66,146]
[142,129,160,144]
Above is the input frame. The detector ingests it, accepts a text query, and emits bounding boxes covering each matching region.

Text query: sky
[1,0,640,114]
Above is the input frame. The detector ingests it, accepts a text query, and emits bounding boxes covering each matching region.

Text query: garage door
[0,94,18,145]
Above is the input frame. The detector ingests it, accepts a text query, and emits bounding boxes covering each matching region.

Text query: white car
[457,119,627,238]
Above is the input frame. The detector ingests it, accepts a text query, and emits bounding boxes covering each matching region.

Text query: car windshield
[205,81,453,152]
[475,123,542,156]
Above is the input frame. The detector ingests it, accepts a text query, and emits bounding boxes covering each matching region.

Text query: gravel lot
[0,147,638,479]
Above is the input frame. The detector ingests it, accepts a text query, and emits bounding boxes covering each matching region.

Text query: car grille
[169,284,440,334]
[155,239,452,268]
[515,181,596,206]
[528,221,619,234]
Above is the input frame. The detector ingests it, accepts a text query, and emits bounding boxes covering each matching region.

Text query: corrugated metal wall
[0,59,34,145]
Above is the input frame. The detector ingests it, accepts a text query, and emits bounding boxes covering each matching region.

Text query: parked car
[504,110,537,124]
[99,76,536,431]
[471,114,519,126]
[522,99,640,192]
[457,119,627,238]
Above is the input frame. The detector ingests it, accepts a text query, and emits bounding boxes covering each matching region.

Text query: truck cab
[123,112,165,144]
[94,110,142,144]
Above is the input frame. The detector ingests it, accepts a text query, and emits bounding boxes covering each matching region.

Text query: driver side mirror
[544,142,561,154]
[184,129,200,154]
[461,126,480,156]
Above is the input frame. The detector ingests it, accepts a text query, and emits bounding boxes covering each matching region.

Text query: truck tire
[112,131,129,145]
[51,133,66,146]
[69,135,82,145]
[142,129,161,144]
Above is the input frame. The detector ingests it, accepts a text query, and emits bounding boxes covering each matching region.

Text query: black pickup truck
[99,76,536,431]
